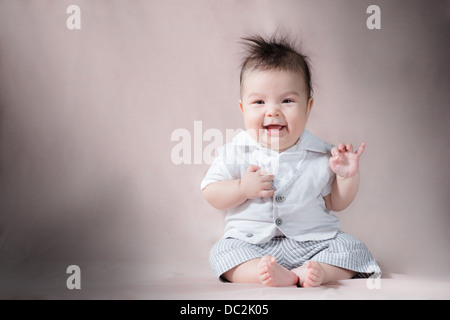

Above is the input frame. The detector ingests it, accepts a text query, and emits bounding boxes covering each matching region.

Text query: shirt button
[246,233,253,238]
[275,218,283,226]
[275,195,285,203]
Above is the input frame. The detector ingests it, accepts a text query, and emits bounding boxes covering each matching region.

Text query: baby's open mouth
[263,124,286,135]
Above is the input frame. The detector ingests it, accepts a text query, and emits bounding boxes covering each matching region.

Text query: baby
[201,34,380,287]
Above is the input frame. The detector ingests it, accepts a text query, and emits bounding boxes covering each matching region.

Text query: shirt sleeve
[200,147,234,190]
[320,166,336,197]
[320,146,336,197]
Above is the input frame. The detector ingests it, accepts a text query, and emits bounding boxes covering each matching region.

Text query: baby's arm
[202,165,275,210]
[324,143,365,212]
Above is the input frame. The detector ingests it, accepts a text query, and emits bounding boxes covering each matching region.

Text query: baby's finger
[338,143,346,152]
[356,142,366,157]
[261,174,274,181]
[346,144,353,153]
[260,189,275,198]
[261,182,273,190]
[247,165,260,172]
[331,147,339,157]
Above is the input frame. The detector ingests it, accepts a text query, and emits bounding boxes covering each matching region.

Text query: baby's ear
[239,100,244,115]
[306,97,314,117]
[308,97,314,109]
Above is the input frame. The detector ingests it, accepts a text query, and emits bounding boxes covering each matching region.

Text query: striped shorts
[210,231,381,279]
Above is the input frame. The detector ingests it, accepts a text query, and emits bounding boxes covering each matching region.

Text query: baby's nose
[266,105,280,117]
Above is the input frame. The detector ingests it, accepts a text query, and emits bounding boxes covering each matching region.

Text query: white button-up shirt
[201,130,340,244]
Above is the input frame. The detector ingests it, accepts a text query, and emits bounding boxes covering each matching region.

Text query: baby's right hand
[239,165,275,200]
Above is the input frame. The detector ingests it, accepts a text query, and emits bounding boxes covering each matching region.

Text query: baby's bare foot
[301,261,326,288]
[257,255,298,287]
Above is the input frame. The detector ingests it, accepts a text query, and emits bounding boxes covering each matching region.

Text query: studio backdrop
[0,0,449,297]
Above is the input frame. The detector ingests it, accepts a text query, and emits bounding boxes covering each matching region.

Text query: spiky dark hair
[239,34,313,99]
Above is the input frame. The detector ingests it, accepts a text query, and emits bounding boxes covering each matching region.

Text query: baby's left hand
[329,142,365,178]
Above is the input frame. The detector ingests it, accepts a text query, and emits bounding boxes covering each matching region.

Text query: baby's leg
[222,256,299,287]
[292,261,356,288]
[222,258,261,284]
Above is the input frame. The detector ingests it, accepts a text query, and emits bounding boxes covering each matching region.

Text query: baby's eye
[282,99,294,104]
[253,100,265,105]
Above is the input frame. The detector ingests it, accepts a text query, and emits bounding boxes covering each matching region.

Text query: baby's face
[239,69,313,152]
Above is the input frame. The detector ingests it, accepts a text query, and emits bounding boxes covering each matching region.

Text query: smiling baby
[201,34,380,287]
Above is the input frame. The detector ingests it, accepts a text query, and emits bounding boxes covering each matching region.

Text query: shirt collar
[233,129,329,154]
[297,130,329,153]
